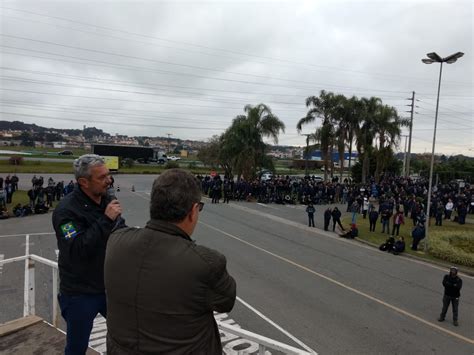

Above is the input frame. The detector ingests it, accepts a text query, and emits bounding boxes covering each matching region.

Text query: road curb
[354,237,474,277]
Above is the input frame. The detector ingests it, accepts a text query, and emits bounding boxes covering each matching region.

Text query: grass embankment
[344,215,474,268]
[0,160,73,174]
[0,160,217,175]
[0,146,89,156]
[3,190,60,215]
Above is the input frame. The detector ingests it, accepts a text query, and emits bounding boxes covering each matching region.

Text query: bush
[428,231,474,267]
[165,161,179,169]
[187,161,197,169]
[9,156,24,165]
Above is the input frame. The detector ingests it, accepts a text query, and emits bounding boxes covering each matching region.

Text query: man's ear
[77,177,88,189]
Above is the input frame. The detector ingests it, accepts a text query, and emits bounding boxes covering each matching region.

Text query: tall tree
[356,97,381,183]
[372,105,408,181]
[297,90,337,181]
[224,104,285,180]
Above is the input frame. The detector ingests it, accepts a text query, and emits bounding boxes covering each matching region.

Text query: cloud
[0,0,472,155]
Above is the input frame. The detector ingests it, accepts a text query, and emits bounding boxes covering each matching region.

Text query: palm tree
[356,97,382,183]
[297,90,337,181]
[345,96,364,172]
[372,105,409,181]
[225,104,285,180]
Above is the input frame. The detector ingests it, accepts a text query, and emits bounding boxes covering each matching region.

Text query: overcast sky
[0,0,472,156]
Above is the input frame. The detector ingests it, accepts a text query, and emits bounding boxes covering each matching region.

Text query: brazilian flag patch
[60,222,78,240]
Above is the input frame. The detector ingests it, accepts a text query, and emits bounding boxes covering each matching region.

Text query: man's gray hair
[150,169,201,222]
[73,154,106,180]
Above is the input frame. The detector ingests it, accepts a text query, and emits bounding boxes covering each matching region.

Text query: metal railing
[0,234,314,355]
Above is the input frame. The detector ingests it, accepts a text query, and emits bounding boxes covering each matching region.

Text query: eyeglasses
[197,202,204,212]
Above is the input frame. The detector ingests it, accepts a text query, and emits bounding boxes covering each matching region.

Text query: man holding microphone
[53,154,126,355]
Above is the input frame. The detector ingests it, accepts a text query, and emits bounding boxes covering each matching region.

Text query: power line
[0,102,232,127]
[0,111,227,131]
[2,6,470,86]
[0,99,230,118]
[0,75,307,106]
[0,40,417,96]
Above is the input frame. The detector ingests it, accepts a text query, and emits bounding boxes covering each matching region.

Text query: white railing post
[23,234,35,316]
[52,267,60,327]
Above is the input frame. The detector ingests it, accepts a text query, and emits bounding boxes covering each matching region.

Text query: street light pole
[424,61,443,252]
[421,51,464,252]
[301,134,311,177]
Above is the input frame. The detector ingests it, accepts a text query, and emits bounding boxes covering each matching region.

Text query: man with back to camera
[105,169,237,355]
[52,154,126,355]
[438,266,463,326]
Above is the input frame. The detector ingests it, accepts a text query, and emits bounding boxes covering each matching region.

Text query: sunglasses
[197,202,204,212]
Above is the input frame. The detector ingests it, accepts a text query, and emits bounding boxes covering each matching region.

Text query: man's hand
[105,200,122,221]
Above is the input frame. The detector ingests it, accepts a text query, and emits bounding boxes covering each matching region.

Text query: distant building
[303,150,359,167]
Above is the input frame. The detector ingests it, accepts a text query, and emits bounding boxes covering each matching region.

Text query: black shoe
[453,320,458,326]
[438,317,445,322]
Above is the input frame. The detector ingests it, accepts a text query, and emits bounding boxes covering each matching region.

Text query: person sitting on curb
[0,206,9,219]
[390,236,405,255]
[337,224,358,239]
[379,236,395,252]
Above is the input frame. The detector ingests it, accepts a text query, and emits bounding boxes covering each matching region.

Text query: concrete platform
[0,315,100,354]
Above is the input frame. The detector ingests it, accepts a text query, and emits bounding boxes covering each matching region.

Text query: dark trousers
[381,220,390,234]
[308,214,315,227]
[435,214,442,226]
[440,295,459,321]
[324,218,330,231]
[391,224,401,236]
[333,218,343,231]
[58,293,107,355]
[369,220,376,232]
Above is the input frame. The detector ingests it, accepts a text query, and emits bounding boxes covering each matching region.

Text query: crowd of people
[0,174,76,219]
[197,173,472,218]
[197,173,472,252]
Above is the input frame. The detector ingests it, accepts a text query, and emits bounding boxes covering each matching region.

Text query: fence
[0,234,314,355]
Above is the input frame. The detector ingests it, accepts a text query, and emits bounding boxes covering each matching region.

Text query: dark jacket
[105,219,237,355]
[331,209,342,220]
[443,274,462,298]
[52,185,125,295]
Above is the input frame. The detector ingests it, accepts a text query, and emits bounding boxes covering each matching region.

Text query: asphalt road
[1,174,473,354]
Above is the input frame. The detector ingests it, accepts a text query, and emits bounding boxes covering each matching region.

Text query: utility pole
[166,133,172,153]
[405,91,416,176]
[401,134,409,175]
[302,134,311,176]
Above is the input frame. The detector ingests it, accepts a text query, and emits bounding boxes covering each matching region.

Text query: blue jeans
[58,293,107,355]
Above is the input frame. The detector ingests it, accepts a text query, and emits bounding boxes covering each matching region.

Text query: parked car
[259,170,273,181]
[58,150,73,156]
[167,156,181,161]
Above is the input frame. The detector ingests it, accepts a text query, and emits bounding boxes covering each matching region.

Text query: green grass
[0,160,73,174]
[0,160,220,175]
[0,145,89,156]
[3,190,60,215]
[344,214,474,268]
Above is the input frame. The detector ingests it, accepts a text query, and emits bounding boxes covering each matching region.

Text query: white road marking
[236,296,316,354]
[89,315,107,353]
[0,254,4,275]
[216,312,273,355]
[200,221,474,346]
[224,203,474,279]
